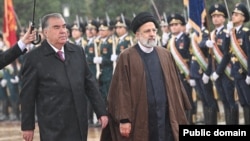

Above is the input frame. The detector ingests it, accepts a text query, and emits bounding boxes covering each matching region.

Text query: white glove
[245,75,250,85]
[110,54,118,62]
[93,57,102,64]
[0,79,7,87]
[189,79,196,87]
[205,40,214,48]
[211,72,219,81]
[10,76,19,84]
[202,73,209,84]
[227,21,233,32]
[185,23,192,33]
[93,57,98,64]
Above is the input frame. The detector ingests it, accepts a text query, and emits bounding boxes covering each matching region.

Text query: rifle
[150,0,161,21]
[94,39,101,79]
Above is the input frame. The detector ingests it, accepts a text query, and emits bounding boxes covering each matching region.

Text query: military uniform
[209,4,239,124]
[4,61,20,120]
[0,68,9,121]
[190,27,219,124]
[71,23,87,49]
[94,20,114,104]
[85,20,100,125]
[160,19,171,48]
[167,13,196,124]
[230,3,250,124]
[114,17,132,56]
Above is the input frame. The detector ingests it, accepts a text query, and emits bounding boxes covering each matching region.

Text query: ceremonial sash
[191,33,208,71]
[210,30,232,79]
[169,37,190,79]
[230,28,247,71]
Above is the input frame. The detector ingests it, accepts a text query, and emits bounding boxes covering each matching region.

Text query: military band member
[190,17,219,124]
[230,3,250,124]
[208,4,239,124]
[167,13,196,124]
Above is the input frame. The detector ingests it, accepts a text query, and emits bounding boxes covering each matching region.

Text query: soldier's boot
[14,102,20,120]
[204,107,217,125]
[243,107,250,124]
[186,110,194,125]
[224,106,239,125]
[9,101,20,121]
[0,100,9,121]
[231,106,239,124]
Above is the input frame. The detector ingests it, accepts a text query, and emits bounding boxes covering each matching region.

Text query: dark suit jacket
[20,40,107,141]
[0,44,25,69]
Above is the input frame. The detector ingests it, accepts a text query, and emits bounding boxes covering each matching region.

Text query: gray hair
[41,13,65,30]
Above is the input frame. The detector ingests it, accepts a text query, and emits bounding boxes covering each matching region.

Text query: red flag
[3,0,17,48]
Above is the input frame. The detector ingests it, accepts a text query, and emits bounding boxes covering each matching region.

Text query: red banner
[3,0,17,47]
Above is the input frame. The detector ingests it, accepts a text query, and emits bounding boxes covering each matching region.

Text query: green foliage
[0,0,249,32]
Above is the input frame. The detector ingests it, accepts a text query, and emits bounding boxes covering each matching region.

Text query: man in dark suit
[20,13,108,141]
[0,27,36,70]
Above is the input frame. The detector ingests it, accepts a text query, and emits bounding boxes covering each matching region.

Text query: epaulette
[125,36,131,41]
[223,29,229,34]
[108,38,113,43]
[95,39,100,43]
[82,39,87,46]
[243,27,249,32]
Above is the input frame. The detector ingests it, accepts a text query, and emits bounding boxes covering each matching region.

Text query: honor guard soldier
[85,20,100,76]
[93,19,114,105]
[190,17,219,124]
[230,3,250,124]
[71,23,87,49]
[167,13,196,124]
[85,20,100,126]
[111,16,132,64]
[208,4,239,124]
[160,19,171,48]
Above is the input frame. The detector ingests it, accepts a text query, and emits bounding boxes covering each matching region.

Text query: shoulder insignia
[125,36,130,41]
[95,39,100,43]
[243,27,249,32]
[223,29,229,34]
[108,38,113,43]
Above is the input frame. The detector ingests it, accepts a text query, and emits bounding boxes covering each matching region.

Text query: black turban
[130,12,159,33]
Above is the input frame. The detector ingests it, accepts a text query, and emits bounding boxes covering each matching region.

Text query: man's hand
[245,75,250,85]
[205,40,214,48]
[111,54,118,62]
[10,75,19,84]
[211,72,219,81]
[227,21,233,32]
[0,79,7,87]
[119,122,131,138]
[189,79,196,87]
[22,130,34,141]
[93,57,102,64]
[202,73,209,84]
[99,116,108,129]
[21,26,36,45]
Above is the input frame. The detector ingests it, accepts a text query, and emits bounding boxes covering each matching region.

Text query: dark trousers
[215,74,239,124]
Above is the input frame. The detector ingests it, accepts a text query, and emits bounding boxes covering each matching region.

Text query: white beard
[139,37,157,48]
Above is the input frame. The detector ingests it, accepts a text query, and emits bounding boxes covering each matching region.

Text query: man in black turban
[100,11,191,141]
